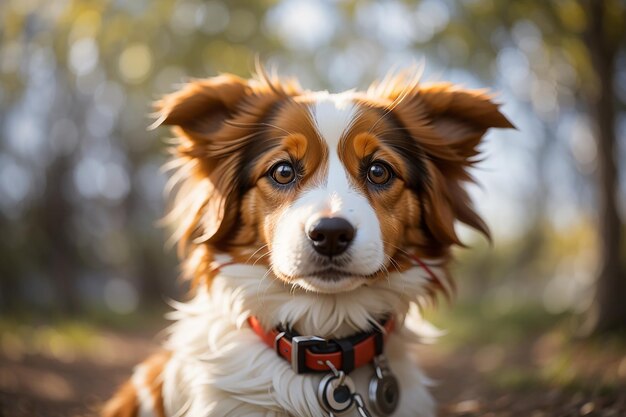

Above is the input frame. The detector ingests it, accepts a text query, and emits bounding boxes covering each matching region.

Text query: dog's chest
[162,317,435,417]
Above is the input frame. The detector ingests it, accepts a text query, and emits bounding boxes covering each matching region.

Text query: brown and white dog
[103,69,512,417]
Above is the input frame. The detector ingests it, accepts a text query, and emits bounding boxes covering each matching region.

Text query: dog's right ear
[154,73,300,258]
[151,74,250,135]
[153,75,255,255]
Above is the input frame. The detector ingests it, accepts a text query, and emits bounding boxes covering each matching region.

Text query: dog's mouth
[298,268,374,280]
[278,268,384,293]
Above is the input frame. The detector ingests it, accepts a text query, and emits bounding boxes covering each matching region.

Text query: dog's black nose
[307,217,355,257]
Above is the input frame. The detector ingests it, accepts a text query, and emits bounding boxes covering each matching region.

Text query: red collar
[248,316,395,374]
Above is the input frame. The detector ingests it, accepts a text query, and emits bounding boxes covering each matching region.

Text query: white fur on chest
[160,265,438,417]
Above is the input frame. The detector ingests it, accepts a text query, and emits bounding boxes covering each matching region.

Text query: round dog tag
[368,372,400,416]
[317,372,356,415]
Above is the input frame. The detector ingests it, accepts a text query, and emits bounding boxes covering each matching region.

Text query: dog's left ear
[372,79,514,248]
[388,82,514,162]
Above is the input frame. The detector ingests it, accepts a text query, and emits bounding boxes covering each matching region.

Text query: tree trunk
[583,0,626,334]
[43,154,80,315]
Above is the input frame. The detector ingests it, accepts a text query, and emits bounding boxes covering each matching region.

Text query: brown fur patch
[353,75,513,260]
[336,105,427,269]
[157,77,335,286]
[142,351,170,417]
[102,351,171,417]
[102,380,138,417]
[242,97,329,265]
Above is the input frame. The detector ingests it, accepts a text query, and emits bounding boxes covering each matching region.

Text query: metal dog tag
[368,355,400,416]
[318,371,356,415]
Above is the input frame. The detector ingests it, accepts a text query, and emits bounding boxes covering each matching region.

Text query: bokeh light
[118,43,153,84]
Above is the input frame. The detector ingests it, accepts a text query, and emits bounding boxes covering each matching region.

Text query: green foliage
[426,301,564,348]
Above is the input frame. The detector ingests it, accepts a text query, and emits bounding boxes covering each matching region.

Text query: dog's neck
[204,262,442,339]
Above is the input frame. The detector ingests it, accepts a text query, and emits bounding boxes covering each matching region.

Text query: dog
[102,69,512,417]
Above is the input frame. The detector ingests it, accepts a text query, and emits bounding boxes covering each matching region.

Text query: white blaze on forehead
[311,93,356,199]
[311,93,356,150]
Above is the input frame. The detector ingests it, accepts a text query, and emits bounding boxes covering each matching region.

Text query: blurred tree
[0,0,283,315]
[445,0,626,333]
[41,152,80,314]
[581,0,626,333]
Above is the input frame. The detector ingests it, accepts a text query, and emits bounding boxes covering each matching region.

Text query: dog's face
[156,72,512,294]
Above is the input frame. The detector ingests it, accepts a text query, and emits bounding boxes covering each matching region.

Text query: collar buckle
[290,335,326,374]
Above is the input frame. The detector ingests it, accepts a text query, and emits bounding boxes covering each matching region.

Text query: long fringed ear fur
[369,75,514,250]
[153,73,301,262]
[153,75,251,257]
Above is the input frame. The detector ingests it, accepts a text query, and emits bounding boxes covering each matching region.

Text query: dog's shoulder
[102,351,171,417]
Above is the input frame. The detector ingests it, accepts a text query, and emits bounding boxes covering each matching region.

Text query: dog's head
[155,71,512,296]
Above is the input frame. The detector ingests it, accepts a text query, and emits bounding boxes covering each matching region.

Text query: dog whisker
[245,244,270,264]
[256,266,275,307]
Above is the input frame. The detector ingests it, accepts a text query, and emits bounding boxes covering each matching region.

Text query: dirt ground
[0,319,624,417]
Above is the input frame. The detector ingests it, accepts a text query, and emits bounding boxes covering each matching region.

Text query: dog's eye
[270,162,296,185]
[367,162,393,185]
